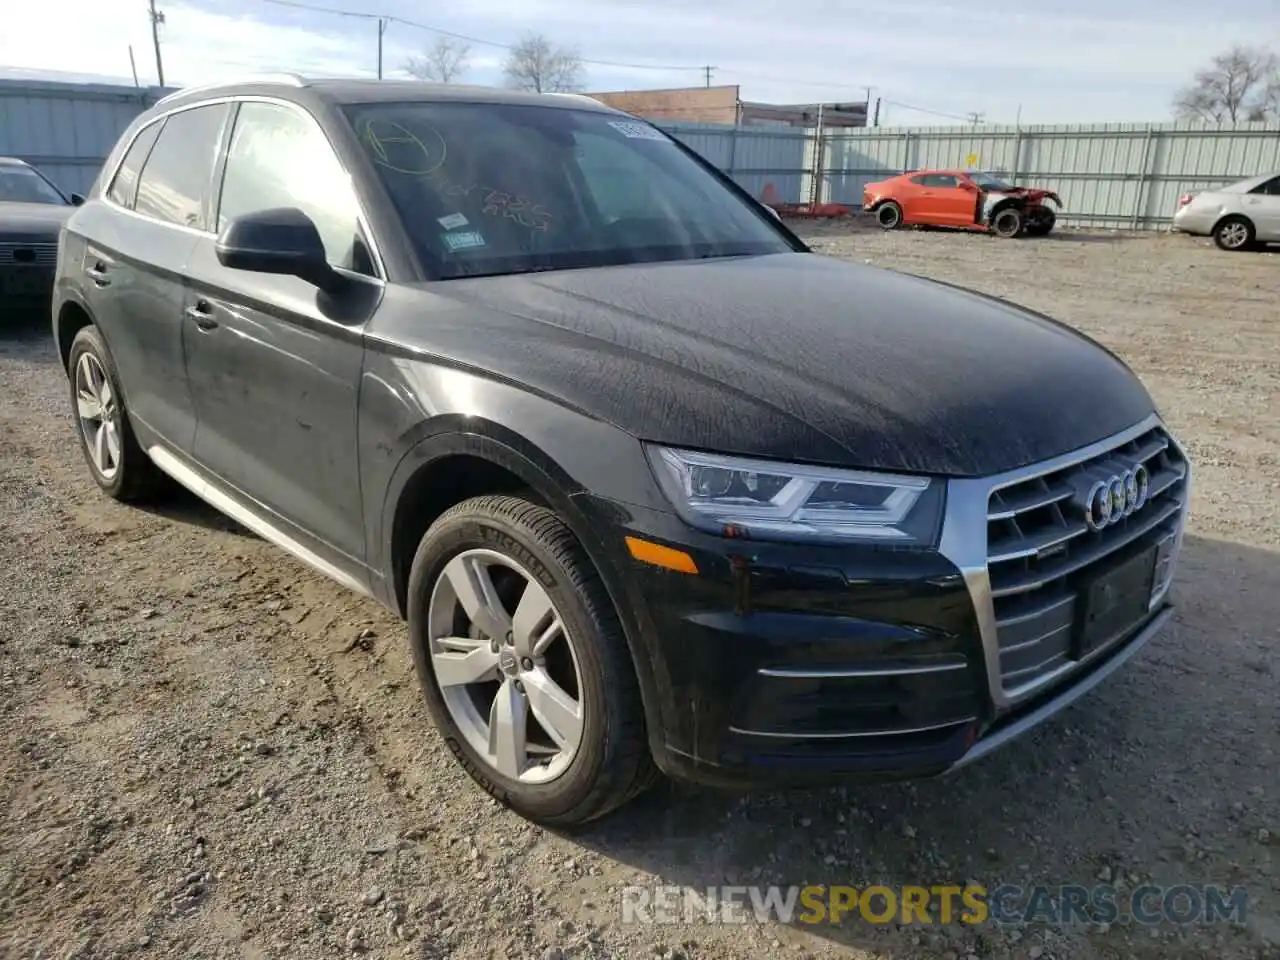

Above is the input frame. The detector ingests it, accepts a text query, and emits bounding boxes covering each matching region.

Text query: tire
[1025,208,1056,237]
[1213,215,1255,252]
[991,206,1024,238]
[67,325,169,503]
[407,494,656,826]
[876,201,903,230]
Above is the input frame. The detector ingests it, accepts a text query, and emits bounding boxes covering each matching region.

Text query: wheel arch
[1212,212,1255,237]
[377,419,670,747]
[55,297,96,372]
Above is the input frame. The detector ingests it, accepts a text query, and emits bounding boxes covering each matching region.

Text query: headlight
[644,445,945,545]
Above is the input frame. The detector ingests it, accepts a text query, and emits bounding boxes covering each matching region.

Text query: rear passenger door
[182,99,381,566]
[89,103,231,453]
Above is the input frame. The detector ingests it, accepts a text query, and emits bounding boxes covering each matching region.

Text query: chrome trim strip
[147,445,372,598]
[946,606,1172,772]
[757,659,967,679]
[936,412,1188,711]
[100,93,388,283]
[728,716,975,740]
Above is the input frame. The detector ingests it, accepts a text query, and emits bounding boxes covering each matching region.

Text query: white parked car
[1172,172,1280,251]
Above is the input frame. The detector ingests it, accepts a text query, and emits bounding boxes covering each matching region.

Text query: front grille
[984,425,1188,695]
[0,241,57,267]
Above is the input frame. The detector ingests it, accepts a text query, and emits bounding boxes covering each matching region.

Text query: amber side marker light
[624,536,699,574]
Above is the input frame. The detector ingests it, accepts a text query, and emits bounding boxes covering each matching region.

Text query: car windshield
[967,171,1014,191]
[0,164,67,204]
[343,101,794,280]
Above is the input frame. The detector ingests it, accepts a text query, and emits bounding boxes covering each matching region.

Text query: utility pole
[377,18,387,79]
[873,96,881,127]
[702,65,715,88]
[966,110,984,125]
[148,0,165,87]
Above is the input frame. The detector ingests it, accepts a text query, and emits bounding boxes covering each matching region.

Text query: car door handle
[185,302,218,331]
[85,262,111,287]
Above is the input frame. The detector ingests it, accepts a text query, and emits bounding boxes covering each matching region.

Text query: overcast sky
[2,0,1278,124]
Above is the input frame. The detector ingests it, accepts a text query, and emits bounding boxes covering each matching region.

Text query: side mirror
[959,180,978,191]
[215,207,340,293]
[70,193,86,206]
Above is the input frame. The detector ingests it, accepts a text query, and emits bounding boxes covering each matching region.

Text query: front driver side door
[181,99,383,567]
[917,174,974,226]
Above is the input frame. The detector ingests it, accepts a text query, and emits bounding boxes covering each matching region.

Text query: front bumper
[584,414,1190,790]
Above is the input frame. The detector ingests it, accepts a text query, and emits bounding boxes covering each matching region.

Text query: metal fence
[2,78,1278,230]
[663,120,1280,230]
[0,79,167,196]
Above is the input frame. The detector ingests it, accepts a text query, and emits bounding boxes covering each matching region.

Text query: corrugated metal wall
[661,122,810,206]
[816,121,1280,228]
[0,79,164,195]
[2,79,1276,230]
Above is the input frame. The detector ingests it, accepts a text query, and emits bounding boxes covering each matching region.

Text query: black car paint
[53,79,1172,791]
[1,198,74,313]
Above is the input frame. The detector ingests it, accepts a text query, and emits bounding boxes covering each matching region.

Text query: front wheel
[406,495,655,826]
[1025,208,1056,236]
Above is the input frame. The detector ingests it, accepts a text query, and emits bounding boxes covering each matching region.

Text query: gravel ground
[2,222,1278,960]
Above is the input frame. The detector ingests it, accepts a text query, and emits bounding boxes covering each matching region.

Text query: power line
[238,0,979,120]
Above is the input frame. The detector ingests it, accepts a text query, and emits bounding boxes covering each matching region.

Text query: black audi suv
[52,76,1190,825]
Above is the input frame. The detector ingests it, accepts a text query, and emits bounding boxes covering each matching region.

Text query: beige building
[585,85,867,128]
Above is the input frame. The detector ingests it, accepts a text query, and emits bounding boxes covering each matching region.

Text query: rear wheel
[991,206,1024,238]
[876,201,903,230]
[407,494,655,826]
[67,325,169,503]
[1213,215,1254,251]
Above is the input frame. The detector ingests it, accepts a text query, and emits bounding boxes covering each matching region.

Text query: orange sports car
[862,169,1061,238]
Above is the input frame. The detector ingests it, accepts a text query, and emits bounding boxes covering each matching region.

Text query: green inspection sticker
[441,230,486,252]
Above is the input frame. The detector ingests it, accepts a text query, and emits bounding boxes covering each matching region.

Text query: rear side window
[134,104,230,230]
[1250,176,1280,196]
[106,121,162,208]
[914,174,958,188]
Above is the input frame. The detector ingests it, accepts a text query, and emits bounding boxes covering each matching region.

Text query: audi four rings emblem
[1085,465,1150,531]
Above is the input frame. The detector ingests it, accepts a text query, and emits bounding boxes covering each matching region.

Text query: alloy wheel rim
[75,353,122,481]
[427,548,584,784]
[879,206,899,227]
[1220,223,1247,248]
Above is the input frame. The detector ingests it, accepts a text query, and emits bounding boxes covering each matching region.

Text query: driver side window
[217,101,375,276]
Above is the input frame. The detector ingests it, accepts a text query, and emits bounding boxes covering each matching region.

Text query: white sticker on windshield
[608,120,669,142]
[437,212,469,230]
[441,230,486,252]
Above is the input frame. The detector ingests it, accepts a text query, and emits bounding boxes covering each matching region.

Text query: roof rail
[153,72,307,107]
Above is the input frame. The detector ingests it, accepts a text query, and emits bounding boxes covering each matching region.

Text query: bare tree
[1173,45,1280,122]
[404,36,471,84]
[502,33,584,94]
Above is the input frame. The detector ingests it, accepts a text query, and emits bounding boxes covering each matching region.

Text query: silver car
[1171,172,1280,251]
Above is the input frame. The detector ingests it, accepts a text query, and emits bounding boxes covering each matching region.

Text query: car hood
[0,201,73,236]
[397,252,1155,477]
